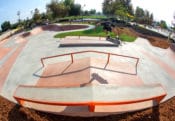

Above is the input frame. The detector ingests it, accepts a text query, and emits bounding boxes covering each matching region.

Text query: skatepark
[0,24,175,117]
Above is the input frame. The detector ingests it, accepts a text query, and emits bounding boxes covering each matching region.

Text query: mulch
[113,27,171,49]
[139,34,170,49]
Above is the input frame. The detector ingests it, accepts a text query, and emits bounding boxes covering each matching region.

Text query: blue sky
[0,0,50,25]
[0,0,175,27]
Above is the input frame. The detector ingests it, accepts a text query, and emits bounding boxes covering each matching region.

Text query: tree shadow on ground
[8,105,32,121]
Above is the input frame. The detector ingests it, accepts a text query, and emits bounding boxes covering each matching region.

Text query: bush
[1,21,11,32]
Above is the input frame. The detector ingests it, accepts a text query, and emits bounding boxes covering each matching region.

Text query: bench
[13,84,166,112]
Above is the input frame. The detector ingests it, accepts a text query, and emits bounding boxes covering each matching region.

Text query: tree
[97,12,101,15]
[1,21,11,32]
[159,20,168,29]
[121,0,134,16]
[134,7,153,25]
[69,4,81,16]
[89,9,96,15]
[63,0,74,7]
[11,22,19,29]
[114,2,127,20]
[63,0,82,16]
[102,0,113,16]
[23,17,31,29]
[127,4,134,16]
[63,0,74,15]
[33,8,41,24]
[172,13,175,31]
[150,13,154,25]
[46,0,68,19]
[102,0,133,20]
[135,7,144,23]
[143,10,150,25]
[84,10,89,16]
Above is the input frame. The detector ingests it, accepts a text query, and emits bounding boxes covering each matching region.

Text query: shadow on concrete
[63,106,89,113]
[80,73,108,87]
[59,43,118,47]
[132,25,167,38]
[106,37,121,46]
[33,64,137,79]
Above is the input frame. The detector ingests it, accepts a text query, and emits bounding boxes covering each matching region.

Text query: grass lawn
[54,25,137,42]
[119,34,137,42]
[54,26,115,38]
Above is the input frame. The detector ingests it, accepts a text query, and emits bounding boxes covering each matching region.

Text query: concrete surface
[0,24,175,116]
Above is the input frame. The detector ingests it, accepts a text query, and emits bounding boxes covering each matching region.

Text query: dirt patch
[0,96,175,121]
[140,35,170,49]
[113,26,170,49]
[113,27,137,37]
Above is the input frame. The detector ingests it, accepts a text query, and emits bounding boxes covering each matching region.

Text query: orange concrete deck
[0,38,28,92]
[0,47,12,60]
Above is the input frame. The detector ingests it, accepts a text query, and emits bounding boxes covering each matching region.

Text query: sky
[132,0,175,26]
[0,0,50,25]
[0,0,175,27]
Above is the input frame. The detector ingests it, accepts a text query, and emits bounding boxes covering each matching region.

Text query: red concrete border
[0,47,12,60]
[0,40,28,92]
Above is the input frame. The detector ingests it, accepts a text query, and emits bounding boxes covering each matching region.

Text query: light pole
[17,11,20,23]
[172,12,175,28]
[82,4,86,22]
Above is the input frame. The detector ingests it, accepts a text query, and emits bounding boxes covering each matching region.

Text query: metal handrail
[40,50,139,71]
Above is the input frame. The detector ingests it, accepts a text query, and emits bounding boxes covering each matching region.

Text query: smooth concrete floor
[0,24,175,105]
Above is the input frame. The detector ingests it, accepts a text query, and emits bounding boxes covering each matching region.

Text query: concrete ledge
[14,84,166,112]
[60,43,119,47]
[59,37,119,47]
